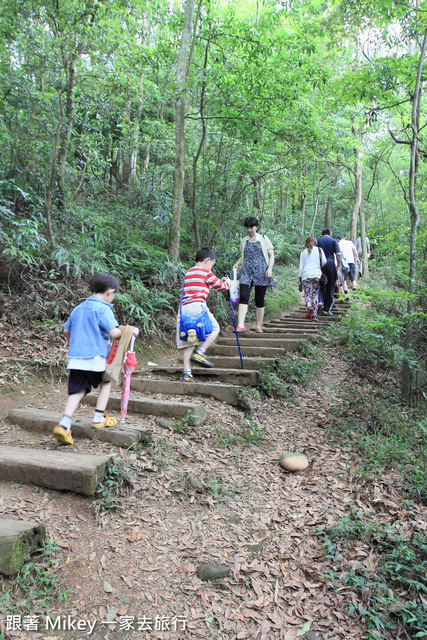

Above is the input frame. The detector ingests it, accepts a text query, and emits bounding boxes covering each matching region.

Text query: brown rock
[279,452,309,472]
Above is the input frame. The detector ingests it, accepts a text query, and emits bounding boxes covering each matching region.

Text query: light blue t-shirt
[65,296,118,359]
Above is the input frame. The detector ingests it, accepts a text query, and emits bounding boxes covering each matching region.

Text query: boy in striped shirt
[177,248,230,382]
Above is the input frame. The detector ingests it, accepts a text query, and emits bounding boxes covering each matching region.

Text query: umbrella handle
[129,335,136,352]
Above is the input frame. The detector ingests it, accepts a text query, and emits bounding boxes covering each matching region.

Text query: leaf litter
[0,330,425,639]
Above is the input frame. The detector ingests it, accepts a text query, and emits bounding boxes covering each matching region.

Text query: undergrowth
[92,456,137,515]
[319,508,427,639]
[257,342,323,399]
[0,539,70,617]
[330,384,427,503]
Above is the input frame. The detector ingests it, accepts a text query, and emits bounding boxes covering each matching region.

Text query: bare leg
[255,307,264,330]
[183,345,196,369]
[199,329,219,352]
[63,390,86,418]
[95,381,112,412]
[237,303,248,328]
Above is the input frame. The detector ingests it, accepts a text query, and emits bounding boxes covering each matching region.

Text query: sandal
[255,327,264,333]
[236,326,246,332]
[91,413,117,428]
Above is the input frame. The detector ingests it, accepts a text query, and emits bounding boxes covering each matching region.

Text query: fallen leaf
[103,580,114,593]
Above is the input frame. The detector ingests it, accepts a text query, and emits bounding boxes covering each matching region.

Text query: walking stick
[228,292,244,370]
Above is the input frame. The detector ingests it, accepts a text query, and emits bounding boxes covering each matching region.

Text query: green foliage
[174,411,194,434]
[207,423,239,449]
[240,416,265,444]
[237,387,260,414]
[92,456,136,515]
[329,384,427,503]
[319,508,427,638]
[149,437,177,470]
[203,474,235,498]
[329,285,426,400]
[258,345,322,399]
[0,539,70,616]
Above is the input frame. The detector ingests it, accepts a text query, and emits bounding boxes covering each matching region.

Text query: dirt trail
[0,344,421,640]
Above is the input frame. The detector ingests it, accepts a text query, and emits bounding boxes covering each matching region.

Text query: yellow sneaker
[91,413,118,428]
[53,425,74,445]
[190,351,213,368]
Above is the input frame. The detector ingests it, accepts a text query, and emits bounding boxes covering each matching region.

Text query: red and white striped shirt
[182,266,230,306]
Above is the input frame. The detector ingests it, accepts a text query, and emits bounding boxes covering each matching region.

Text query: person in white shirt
[337,235,359,290]
[298,237,327,321]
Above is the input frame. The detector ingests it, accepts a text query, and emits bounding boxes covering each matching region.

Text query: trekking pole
[228,292,244,370]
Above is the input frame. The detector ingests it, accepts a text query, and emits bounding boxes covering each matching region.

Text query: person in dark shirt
[317,228,342,314]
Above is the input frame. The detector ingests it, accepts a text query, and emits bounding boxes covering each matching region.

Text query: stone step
[84,393,207,425]
[9,408,152,448]
[223,332,309,344]
[261,327,320,335]
[131,378,240,406]
[211,345,286,358]
[217,337,302,349]
[208,356,275,370]
[0,446,112,496]
[147,367,259,386]
[0,518,46,575]
[266,319,331,327]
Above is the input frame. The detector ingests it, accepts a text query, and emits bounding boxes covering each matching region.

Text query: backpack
[341,255,349,273]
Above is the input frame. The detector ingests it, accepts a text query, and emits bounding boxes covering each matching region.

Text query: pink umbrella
[121,336,138,424]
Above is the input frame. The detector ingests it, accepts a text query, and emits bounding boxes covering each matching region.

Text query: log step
[207,356,275,370]
[9,408,152,448]
[0,518,46,575]
[131,378,240,406]
[217,337,302,348]
[84,393,207,425]
[146,367,259,386]
[0,446,112,496]
[211,345,286,358]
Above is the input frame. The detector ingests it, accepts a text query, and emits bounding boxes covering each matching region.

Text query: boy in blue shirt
[54,272,127,445]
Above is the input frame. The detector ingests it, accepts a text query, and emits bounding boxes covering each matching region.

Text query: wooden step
[261,327,319,335]
[9,408,152,448]
[131,378,240,406]
[208,356,275,370]
[0,519,45,575]
[0,446,112,496]
[217,337,302,349]
[147,367,259,386]
[84,393,207,425]
[211,345,286,358]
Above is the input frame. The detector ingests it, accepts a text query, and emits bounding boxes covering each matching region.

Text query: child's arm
[207,272,231,291]
[109,326,122,340]
[63,328,70,343]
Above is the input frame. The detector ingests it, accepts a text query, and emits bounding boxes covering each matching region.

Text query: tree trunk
[45,90,65,251]
[401,27,427,402]
[359,198,369,277]
[191,24,211,250]
[168,0,196,264]
[57,55,77,202]
[350,127,366,244]
[324,163,340,229]
[300,161,308,233]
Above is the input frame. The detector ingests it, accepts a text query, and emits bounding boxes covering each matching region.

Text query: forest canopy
[0,0,426,396]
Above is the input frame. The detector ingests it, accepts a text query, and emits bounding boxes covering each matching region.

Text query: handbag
[103,325,138,383]
[230,268,240,305]
[318,248,328,285]
[298,280,303,293]
[179,283,213,344]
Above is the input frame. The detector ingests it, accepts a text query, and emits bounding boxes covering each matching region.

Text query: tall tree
[168,0,197,264]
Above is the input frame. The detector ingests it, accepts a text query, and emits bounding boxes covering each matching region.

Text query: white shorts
[176,301,219,349]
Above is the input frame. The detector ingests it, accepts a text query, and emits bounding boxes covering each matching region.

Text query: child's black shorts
[68,369,104,395]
